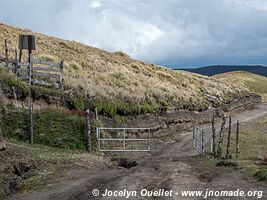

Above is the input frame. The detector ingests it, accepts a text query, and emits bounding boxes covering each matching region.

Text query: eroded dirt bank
[100,94,261,134]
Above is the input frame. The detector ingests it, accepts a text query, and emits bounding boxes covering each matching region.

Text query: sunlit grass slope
[214,71,267,102]
[0,23,249,114]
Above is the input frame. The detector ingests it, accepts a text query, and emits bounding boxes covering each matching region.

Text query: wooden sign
[19,35,36,50]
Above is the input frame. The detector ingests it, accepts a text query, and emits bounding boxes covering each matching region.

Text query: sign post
[19,35,36,144]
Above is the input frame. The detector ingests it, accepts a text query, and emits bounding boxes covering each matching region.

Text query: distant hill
[178,65,267,77]
[214,71,267,102]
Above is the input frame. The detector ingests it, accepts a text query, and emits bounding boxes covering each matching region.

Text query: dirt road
[11,104,267,200]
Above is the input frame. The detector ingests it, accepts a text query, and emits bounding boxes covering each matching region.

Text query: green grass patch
[255,167,267,181]
[3,108,87,149]
[71,95,86,110]
[95,101,161,118]
[0,68,29,99]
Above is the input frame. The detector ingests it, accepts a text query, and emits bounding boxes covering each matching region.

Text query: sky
[0,0,267,68]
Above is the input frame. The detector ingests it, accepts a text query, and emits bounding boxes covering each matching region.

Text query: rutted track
[11,104,267,200]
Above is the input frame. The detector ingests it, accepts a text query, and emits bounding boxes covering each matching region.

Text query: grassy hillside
[0,23,249,115]
[214,71,267,102]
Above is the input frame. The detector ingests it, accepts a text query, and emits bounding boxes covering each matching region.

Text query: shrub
[72,96,85,110]
[255,168,267,181]
[0,68,29,99]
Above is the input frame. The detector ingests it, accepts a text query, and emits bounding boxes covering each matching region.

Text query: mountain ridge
[177,65,267,77]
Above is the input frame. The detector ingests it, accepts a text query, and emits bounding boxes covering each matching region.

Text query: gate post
[85,108,92,153]
[236,120,240,159]
[202,130,204,155]
[148,128,151,151]
[29,55,34,144]
[211,110,216,156]
[226,116,232,160]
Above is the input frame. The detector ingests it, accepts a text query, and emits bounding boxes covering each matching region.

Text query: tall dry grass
[0,23,249,112]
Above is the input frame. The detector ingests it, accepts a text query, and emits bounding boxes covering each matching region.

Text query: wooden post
[236,120,240,159]
[95,107,98,121]
[19,49,22,63]
[14,49,19,75]
[217,115,226,158]
[4,40,8,67]
[85,108,92,153]
[59,61,64,90]
[211,110,216,156]
[226,116,232,160]
[201,130,204,155]
[58,61,64,108]
[0,105,6,151]
[29,54,34,144]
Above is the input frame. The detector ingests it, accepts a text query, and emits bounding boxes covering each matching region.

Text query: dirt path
[11,104,267,200]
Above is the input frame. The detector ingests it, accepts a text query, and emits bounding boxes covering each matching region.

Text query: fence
[96,128,151,152]
[6,57,64,89]
[1,39,64,144]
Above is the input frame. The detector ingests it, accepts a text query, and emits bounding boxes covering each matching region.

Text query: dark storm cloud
[1,0,267,67]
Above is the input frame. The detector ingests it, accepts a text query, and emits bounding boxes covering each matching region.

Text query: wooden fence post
[211,110,216,156]
[217,115,226,158]
[236,120,240,159]
[29,55,34,144]
[4,40,8,67]
[0,106,6,151]
[95,107,98,121]
[85,108,92,153]
[202,129,205,155]
[14,49,19,75]
[59,61,64,90]
[226,116,232,160]
[19,49,22,63]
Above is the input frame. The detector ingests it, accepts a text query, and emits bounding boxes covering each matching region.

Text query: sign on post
[19,35,36,50]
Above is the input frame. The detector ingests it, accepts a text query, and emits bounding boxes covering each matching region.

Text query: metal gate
[96,128,151,152]
[193,126,204,154]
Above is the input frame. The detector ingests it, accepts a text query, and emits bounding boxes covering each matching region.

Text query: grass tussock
[0,23,250,114]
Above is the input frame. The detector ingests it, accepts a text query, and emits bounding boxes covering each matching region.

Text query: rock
[0,141,6,151]
[216,160,238,167]
[264,156,267,163]
[9,177,21,194]
[19,162,36,174]
[118,158,137,169]
[13,162,36,177]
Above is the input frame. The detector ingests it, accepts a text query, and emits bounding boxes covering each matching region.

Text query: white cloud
[0,0,267,67]
[225,0,267,10]
[89,1,103,9]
